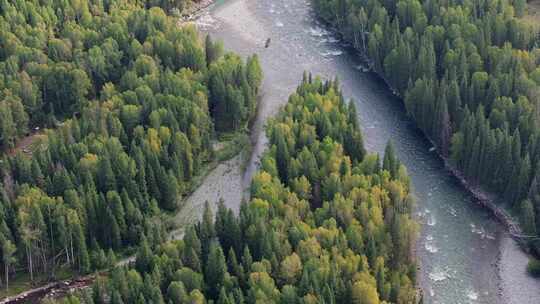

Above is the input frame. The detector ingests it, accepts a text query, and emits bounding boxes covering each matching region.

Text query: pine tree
[136,236,153,274]
[242,246,253,273]
[205,35,223,66]
[520,200,537,235]
[199,201,215,262]
[228,248,245,287]
[98,156,116,193]
[184,226,202,256]
[246,55,262,96]
[107,191,126,237]
[161,171,179,211]
[110,291,124,304]
[167,281,188,304]
[0,103,16,149]
[344,125,366,163]
[276,137,290,183]
[517,155,532,204]
[435,96,451,156]
[383,141,399,178]
[205,242,227,300]
[1,237,16,290]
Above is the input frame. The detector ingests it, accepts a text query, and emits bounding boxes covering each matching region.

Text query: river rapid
[186,0,540,303]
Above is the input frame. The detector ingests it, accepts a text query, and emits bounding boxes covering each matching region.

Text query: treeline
[0,0,261,289]
[55,76,418,304]
[312,0,540,249]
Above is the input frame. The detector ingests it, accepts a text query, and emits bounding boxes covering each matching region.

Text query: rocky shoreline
[443,160,523,238]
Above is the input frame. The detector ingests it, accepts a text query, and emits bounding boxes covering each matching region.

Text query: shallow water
[190,0,540,303]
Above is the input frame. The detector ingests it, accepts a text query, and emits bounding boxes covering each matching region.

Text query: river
[186,0,540,303]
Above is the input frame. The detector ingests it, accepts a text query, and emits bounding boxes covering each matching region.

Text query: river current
[189,0,540,303]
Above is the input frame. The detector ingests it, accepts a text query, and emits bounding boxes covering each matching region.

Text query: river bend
[190,0,540,303]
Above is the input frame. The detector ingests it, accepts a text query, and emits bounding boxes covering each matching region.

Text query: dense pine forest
[0,0,262,291]
[5,0,540,301]
[53,76,418,304]
[312,0,540,251]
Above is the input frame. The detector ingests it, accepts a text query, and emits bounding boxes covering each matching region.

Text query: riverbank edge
[353,32,530,304]
[313,15,526,241]
[363,50,525,244]
[310,6,533,300]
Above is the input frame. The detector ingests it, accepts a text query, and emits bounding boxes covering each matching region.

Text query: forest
[0,0,261,291]
[312,0,540,252]
[51,76,418,304]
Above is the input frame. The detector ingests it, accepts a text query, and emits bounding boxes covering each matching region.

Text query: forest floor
[6,130,46,157]
[524,0,540,27]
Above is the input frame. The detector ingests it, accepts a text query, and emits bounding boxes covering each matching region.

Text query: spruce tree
[383,141,399,178]
[204,242,227,300]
